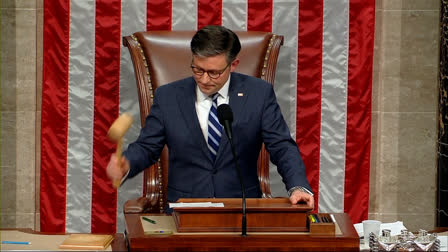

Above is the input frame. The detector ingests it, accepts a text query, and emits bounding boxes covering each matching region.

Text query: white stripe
[318,0,349,213]
[208,144,218,155]
[272,0,298,139]
[270,0,299,197]
[117,0,147,234]
[210,112,219,122]
[222,0,247,31]
[208,135,220,147]
[172,0,197,30]
[208,122,222,137]
[66,0,96,233]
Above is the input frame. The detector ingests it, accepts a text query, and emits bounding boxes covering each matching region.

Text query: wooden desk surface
[125,213,359,251]
[0,229,126,251]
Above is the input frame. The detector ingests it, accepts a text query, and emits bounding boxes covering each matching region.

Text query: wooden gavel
[107,113,133,188]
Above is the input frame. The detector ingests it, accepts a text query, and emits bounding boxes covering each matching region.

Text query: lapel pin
[238,93,244,96]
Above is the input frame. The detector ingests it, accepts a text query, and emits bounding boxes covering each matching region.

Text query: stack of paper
[169,202,224,208]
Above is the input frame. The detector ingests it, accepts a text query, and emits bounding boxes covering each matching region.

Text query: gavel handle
[113,139,123,189]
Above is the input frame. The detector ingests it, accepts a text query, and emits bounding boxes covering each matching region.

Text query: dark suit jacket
[124,72,311,203]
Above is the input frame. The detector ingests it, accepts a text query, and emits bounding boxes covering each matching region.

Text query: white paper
[354,221,407,237]
[439,235,447,251]
[169,202,225,208]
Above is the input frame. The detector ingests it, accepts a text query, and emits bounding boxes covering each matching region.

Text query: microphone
[217,104,247,237]
[217,104,233,140]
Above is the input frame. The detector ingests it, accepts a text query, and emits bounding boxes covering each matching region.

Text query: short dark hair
[190,25,241,64]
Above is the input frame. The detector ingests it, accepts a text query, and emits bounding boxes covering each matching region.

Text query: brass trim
[261,35,276,77]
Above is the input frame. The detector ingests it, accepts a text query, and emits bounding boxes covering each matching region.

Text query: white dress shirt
[195,75,230,142]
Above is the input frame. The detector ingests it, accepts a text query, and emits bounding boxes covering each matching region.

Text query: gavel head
[107,113,134,142]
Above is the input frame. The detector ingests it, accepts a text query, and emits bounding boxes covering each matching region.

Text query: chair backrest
[123,30,284,213]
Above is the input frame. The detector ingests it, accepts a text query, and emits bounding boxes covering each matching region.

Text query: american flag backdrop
[41,0,375,233]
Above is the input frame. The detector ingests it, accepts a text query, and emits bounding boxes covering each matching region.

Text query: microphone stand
[218,104,247,237]
[228,138,247,237]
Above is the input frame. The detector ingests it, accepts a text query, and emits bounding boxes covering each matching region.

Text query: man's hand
[106,154,130,185]
[289,189,314,208]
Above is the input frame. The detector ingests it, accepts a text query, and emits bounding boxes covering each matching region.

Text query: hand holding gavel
[107,113,133,188]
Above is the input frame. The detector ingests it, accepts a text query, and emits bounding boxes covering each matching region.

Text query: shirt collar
[196,73,231,101]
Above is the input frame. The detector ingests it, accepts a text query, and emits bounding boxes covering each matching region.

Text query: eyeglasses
[190,63,230,79]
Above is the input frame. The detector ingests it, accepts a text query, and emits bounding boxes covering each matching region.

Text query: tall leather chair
[122,30,284,214]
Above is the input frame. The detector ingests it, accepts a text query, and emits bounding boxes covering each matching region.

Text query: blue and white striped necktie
[207,93,223,161]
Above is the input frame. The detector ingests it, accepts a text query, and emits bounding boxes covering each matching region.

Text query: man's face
[191,53,239,96]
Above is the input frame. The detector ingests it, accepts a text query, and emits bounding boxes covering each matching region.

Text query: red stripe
[247,0,272,32]
[198,0,222,29]
[40,0,70,233]
[91,0,121,233]
[344,0,375,223]
[147,0,172,30]
[296,0,323,212]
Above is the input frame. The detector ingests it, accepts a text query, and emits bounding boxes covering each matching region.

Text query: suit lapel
[177,79,213,162]
[215,74,248,162]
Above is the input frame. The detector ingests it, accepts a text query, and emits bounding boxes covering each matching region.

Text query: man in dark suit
[107,25,314,208]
